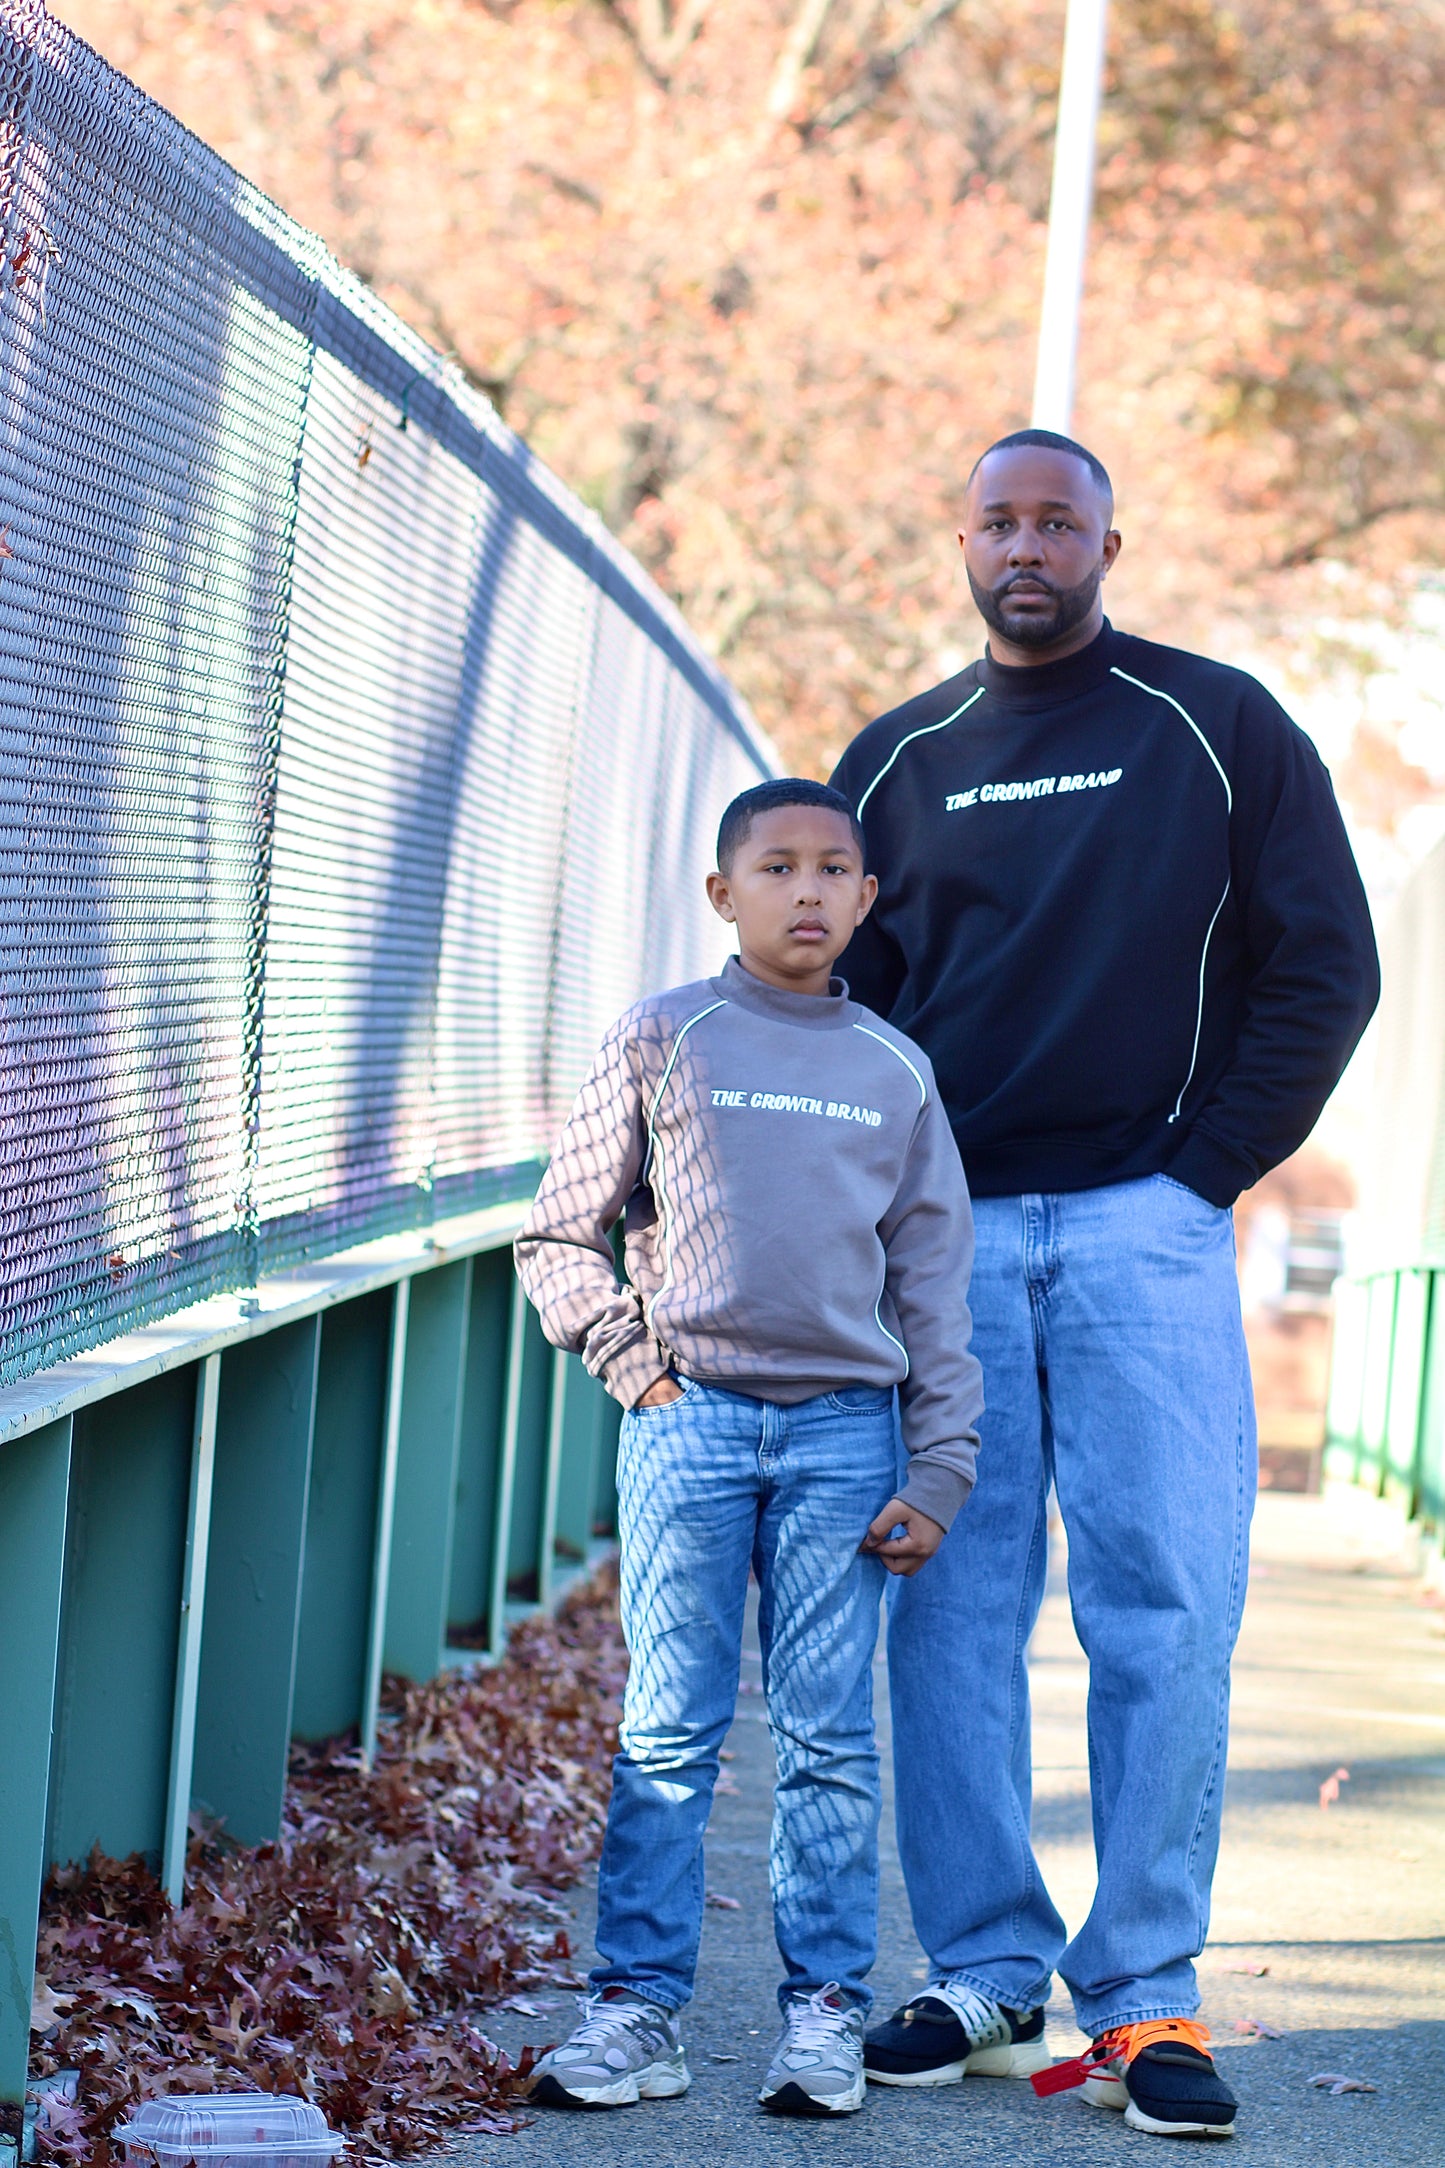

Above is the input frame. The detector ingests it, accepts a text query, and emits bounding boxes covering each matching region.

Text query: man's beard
[968,563,1103,649]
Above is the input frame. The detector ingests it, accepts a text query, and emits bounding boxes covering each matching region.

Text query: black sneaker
[1083,2021,1237,2137]
[864,1981,1050,2086]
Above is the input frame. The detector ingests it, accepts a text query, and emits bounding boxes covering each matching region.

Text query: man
[830,429,1379,2140]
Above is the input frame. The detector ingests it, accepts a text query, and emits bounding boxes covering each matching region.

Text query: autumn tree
[51,0,1445,800]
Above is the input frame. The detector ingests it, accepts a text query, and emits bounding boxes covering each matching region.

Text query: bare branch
[1275,497,1445,569]
[654,0,714,68]
[591,0,671,87]
[767,0,839,121]
[811,0,965,132]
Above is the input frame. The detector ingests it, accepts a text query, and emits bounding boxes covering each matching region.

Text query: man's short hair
[967,428,1113,511]
[717,779,865,873]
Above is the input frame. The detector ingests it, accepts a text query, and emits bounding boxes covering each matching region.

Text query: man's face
[959,446,1121,653]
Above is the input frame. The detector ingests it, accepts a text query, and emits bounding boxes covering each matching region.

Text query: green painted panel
[384,1259,472,1681]
[0,1417,71,2118]
[1384,1269,1432,1506]
[553,1356,605,1564]
[505,1298,555,1596]
[292,1290,392,1741]
[1417,1272,1445,1530]
[1357,1274,1399,1493]
[192,1317,320,1846]
[447,1248,511,1638]
[593,1392,622,1539]
[46,1368,195,1870]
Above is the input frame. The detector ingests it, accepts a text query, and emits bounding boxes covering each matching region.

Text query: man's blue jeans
[888,1176,1256,2037]
[592,1380,897,2013]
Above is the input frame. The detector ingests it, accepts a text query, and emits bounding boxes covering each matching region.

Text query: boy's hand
[635,1373,685,1408]
[860,1497,945,1576]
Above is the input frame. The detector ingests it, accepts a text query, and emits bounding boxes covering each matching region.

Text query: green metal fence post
[550,1354,603,1574]
[1358,1273,1401,1495]
[501,1292,555,1624]
[46,1369,197,1872]
[1384,1268,1432,1511]
[0,1416,72,2147]
[360,1279,409,1761]
[292,1290,393,1740]
[487,1275,531,1658]
[191,1316,321,1845]
[447,1249,513,1646]
[384,1258,472,1680]
[162,1354,220,1901]
[1415,1269,1445,1543]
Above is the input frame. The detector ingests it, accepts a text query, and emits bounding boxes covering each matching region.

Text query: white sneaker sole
[1125,2103,1236,2139]
[867,2038,1053,2088]
[530,2055,691,2107]
[759,2070,867,2115]
[1082,2072,1129,2110]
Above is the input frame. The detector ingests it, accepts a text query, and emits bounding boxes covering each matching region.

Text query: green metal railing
[1324,1263,1445,1547]
[0,1192,619,2148]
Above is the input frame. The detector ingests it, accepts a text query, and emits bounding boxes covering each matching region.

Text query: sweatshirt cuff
[597,1330,672,1411]
[897,1460,973,1534]
[1165,1129,1257,1209]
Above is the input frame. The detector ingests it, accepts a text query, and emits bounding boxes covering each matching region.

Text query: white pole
[1031,0,1110,432]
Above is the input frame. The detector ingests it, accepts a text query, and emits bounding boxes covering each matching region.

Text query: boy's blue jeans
[591,1380,897,2014]
[888,1175,1257,2037]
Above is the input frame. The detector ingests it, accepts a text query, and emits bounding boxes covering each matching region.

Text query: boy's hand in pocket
[635,1373,685,1408]
[860,1497,945,1576]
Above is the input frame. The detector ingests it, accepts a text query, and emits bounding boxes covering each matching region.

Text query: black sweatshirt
[830,622,1380,1207]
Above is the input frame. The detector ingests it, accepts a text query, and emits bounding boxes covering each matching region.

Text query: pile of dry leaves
[30,1568,626,2163]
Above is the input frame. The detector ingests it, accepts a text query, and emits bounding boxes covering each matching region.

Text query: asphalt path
[452,1491,1445,2167]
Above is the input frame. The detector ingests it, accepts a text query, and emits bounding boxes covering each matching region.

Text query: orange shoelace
[1031,2017,1213,2098]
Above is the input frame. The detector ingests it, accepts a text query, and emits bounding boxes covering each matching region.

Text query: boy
[513,778,983,2117]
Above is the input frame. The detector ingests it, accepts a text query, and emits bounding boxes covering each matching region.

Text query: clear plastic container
[113,2095,345,2168]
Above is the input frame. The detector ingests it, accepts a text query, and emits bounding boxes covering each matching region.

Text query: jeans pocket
[1154,1173,1219,1208]
[631,1374,696,1417]
[825,1385,894,1414]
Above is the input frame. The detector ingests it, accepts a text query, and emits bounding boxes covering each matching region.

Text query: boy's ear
[855,873,879,926]
[706,870,737,923]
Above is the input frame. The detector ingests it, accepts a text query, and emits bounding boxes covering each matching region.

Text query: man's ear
[706,870,737,923]
[855,873,879,925]
[1101,527,1122,576]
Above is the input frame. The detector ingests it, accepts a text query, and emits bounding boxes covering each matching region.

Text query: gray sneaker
[758,1985,867,2116]
[527,1991,690,2108]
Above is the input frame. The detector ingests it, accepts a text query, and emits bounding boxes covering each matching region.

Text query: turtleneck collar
[713,953,852,1029]
[977,619,1122,710]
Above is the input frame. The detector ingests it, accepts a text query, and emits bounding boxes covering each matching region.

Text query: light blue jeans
[592,1379,897,2013]
[888,1175,1256,2037]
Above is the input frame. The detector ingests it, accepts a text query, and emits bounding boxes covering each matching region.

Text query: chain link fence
[0,0,774,1386]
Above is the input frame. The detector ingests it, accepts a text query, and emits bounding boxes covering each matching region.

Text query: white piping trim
[1109,667,1233,812]
[853,1021,928,1105]
[874,1282,910,1380]
[1109,665,1234,1121]
[641,998,727,1325]
[855,686,987,818]
[1170,877,1231,1122]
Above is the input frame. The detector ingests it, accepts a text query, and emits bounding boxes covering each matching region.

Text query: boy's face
[706,806,877,995]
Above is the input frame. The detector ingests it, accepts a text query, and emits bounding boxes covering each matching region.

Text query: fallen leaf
[1225,1962,1269,1976]
[1318,1766,1350,1809]
[1309,2072,1378,2095]
[1233,2017,1286,2039]
[708,2052,741,2062]
[29,1984,74,2034]
[705,1892,741,1911]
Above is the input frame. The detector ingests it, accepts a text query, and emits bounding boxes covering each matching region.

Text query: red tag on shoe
[1030,2054,1098,2097]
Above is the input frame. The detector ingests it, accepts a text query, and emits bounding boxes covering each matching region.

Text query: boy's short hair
[716,779,865,873]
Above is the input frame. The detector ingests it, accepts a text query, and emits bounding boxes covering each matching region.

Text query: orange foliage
[50,0,1445,778]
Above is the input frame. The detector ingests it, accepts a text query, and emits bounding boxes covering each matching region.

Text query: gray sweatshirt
[515,956,983,1529]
